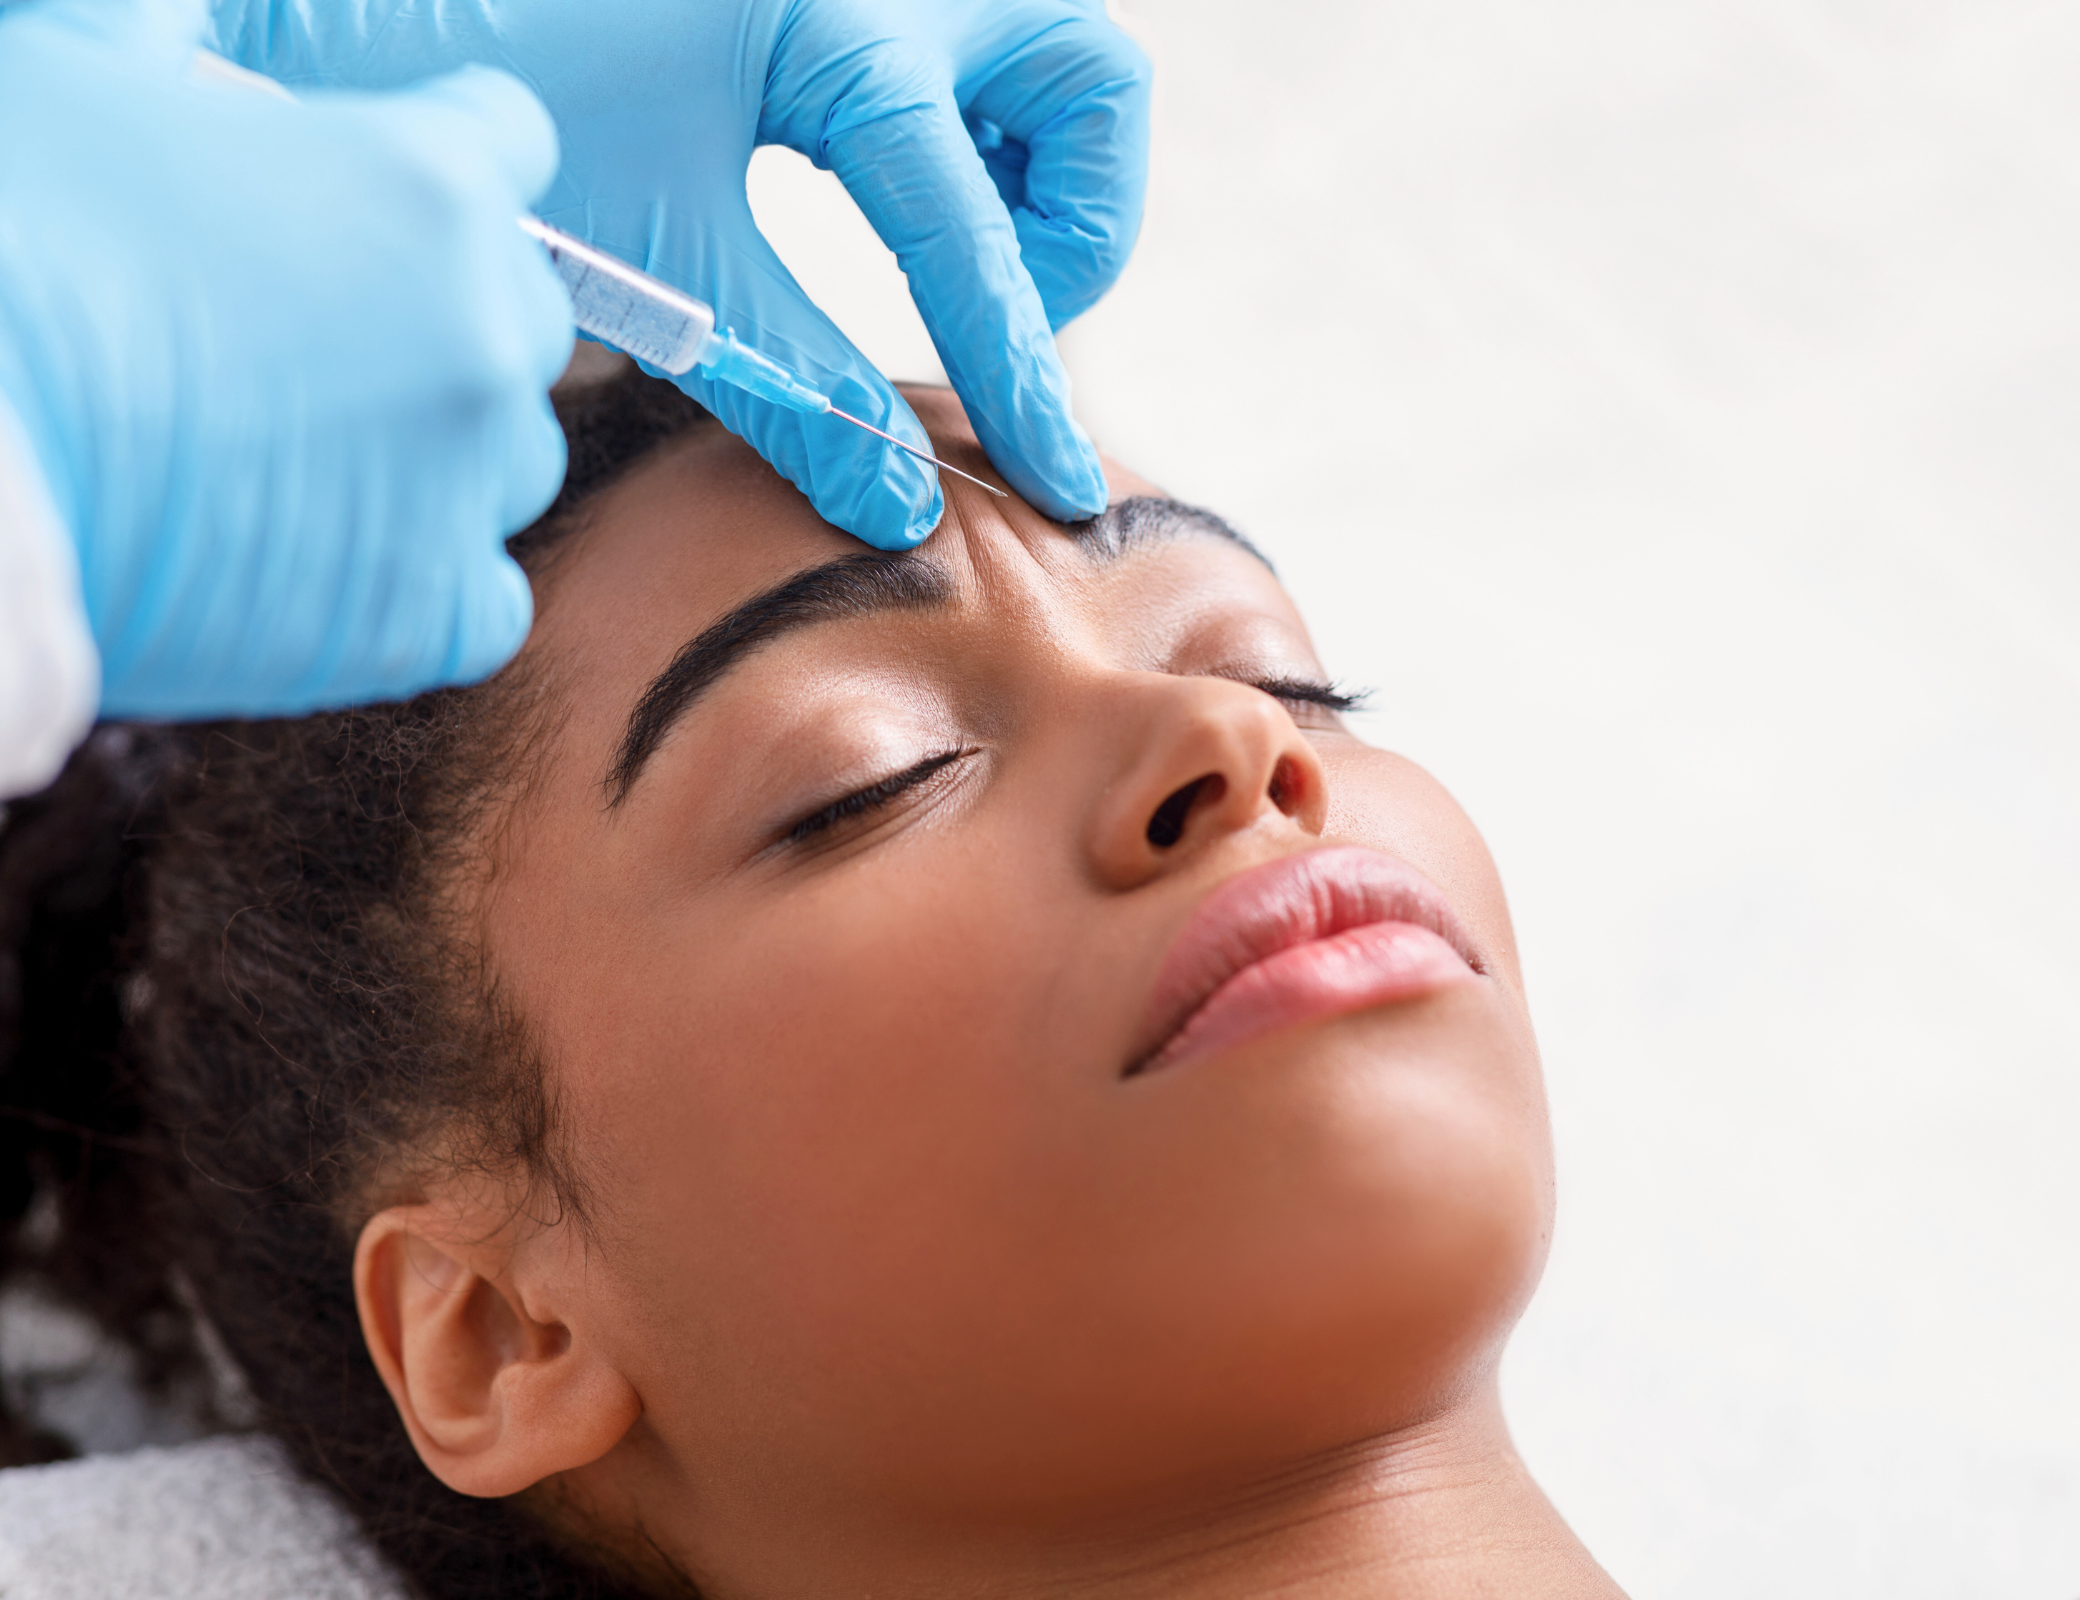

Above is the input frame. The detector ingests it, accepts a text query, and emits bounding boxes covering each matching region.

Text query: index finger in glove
[652,213,945,550]
[959,10,1152,330]
[817,56,1107,523]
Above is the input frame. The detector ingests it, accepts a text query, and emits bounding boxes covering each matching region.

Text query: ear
[354,1203,641,1498]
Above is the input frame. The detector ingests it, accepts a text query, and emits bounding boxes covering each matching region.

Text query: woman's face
[462,390,1549,1568]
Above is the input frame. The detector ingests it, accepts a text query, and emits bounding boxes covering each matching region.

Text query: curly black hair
[0,362,715,1599]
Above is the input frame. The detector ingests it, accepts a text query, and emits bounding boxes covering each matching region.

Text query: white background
[748,3,2080,1595]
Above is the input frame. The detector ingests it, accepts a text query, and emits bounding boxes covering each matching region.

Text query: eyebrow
[602,495,1266,807]
[604,553,953,806]
[1074,495,1274,571]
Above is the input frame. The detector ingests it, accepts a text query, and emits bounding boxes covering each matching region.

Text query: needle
[828,407,1010,498]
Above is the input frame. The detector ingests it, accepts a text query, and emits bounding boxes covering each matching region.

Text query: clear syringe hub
[691,326,832,414]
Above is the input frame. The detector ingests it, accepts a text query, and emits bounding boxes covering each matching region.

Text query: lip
[1127,847,1485,1078]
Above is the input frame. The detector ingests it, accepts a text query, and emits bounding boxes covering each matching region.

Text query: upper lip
[1127,846,1485,1075]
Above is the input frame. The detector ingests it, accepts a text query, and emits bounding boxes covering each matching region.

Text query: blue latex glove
[208,0,1152,549]
[0,0,573,718]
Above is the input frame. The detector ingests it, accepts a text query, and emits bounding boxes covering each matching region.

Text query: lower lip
[1143,920,1475,1076]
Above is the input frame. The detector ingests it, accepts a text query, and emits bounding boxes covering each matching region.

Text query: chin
[1236,1030,1544,1407]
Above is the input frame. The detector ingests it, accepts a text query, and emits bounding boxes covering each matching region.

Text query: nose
[1084,676,1328,890]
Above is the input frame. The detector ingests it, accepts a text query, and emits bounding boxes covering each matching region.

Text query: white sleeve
[0,391,97,801]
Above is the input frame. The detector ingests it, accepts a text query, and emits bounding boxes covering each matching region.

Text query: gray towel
[0,1436,407,1600]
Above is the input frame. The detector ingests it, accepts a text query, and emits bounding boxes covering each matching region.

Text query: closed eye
[1248,676,1370,715]
[784,748,973,846]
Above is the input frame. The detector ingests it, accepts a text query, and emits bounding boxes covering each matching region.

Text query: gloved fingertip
[1076,472,1111,520]
[988,426,1107,524]
[836,473,944,552]
[447,553,535,686]
[896,483,947,549]
[498,393,568,532]
[533,312,579,394]
[1055,443,1111,522]
[787,371,948,548]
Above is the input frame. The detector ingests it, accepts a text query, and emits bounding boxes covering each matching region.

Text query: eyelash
[785,747,972,845]
[782,678,1364,847]
[1250,676,1370,714]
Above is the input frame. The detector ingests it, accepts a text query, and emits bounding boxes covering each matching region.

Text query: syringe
[516,219,1005,499]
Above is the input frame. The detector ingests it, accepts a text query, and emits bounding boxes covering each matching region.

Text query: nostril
[1147,775,1223,848]
[1267,756,1305,816]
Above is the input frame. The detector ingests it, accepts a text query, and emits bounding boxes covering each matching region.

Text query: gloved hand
[0,0,572,718]
[208,0,1152,549]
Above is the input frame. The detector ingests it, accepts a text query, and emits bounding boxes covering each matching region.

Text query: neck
[985,1390,1624,1600]
[631,1385,1625,1600]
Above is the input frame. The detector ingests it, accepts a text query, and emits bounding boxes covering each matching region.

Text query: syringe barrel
[518,218,714,376]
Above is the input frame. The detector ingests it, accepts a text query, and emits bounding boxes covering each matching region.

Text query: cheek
[545,829,1113,1396]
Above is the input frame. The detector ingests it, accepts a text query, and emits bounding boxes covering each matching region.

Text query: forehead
[538,396,1267,645]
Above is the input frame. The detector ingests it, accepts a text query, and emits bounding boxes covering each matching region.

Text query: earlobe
[354,1205,641,1499]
